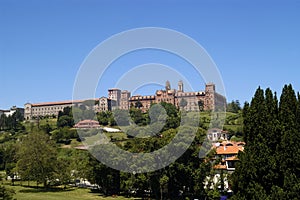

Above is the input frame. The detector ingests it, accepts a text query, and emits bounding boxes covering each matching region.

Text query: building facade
[126,81,226,112]
[108,88,121,110]
[95,97,111,112]
[120,90,131,110]
[213,141,245,172]
[24,81,226,120]
[24,99,93,120]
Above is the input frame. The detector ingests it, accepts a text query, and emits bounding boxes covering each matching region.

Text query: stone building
[25,100,77,120]
[120,90,131,110]
[24,81,226,120]
[126,81,226,112]
[95,97,111,112]
[24,99,97,120]
[128,95,155,112]
[108,88,121,110]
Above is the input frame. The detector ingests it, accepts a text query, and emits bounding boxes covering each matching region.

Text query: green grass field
[3,182,137,200]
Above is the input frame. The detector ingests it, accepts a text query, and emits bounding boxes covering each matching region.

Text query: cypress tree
[232,84,300,199]
[277,84,300,199]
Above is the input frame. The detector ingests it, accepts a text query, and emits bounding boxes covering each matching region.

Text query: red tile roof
[30,99,98,107]
[214,141,245,155]
[213,164,227,170]
[74,120,101,129]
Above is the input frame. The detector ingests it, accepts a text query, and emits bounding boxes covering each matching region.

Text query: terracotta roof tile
[31,99,98,107]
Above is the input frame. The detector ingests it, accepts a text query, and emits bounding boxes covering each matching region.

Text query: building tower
[108,88,121,109]
[205,83,215,93]
[178,80,184,92]
[205,83,216,111]
[165,80,171,91]
[120,90,131,110]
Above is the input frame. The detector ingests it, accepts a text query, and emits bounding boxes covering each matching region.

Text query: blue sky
[1,0,300,109]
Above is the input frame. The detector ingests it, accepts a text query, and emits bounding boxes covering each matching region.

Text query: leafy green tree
[135,100,143,109]
[97,111,110,126]
[16,131,57,187]
[1,143,17,184]
[0,185,15,200]
[0,110,24,131]
[57,115,74,128]
[159,174,169,200]
[198,100,204,111]
[159,102,180,130]
[57,106,75,128]
[130,107,148,126]
[226,100,241,113]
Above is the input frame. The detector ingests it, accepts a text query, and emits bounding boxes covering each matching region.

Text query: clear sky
[1,0,300,109]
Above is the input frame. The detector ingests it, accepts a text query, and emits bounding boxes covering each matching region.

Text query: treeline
[231,84,300,199]
[0,110,24,131]
[0,123,216,199]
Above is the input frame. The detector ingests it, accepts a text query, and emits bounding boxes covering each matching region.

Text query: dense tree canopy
[231,84,300,199]
[16,131,57,187]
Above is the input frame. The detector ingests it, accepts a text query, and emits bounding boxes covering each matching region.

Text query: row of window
[32,106,67,111]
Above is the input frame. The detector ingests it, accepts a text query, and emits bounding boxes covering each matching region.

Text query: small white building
[0,106,24,118]
[207,128,228,141]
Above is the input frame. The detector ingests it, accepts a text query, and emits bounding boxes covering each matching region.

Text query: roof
[214,141,245,155]
[74,120,101,129]
[29,99,98,107]
[108,88,121,91]
[213,164,227,170]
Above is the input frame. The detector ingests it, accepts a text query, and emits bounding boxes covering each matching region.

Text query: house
[204,141,245,191]
[213,141,245,172]
[207,128,229,141]
[74,120,101,129]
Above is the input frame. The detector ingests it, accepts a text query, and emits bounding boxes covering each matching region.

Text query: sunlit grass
[3,181,136,200]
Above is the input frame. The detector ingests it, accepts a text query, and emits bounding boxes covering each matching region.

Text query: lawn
[3,182,137,200]
[23,118,58,132]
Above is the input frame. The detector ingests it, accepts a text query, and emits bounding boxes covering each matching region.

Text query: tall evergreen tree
[231,84,300,199]
[277,84,300,199]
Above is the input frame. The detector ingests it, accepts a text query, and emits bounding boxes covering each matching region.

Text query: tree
[57,115,74,128]
[0,185,15,200]
[135,100,143,109]
[57,107,75,128]
[159,102,180,130]
[226,100,241,113]
[97,111,110,126]
[16,131,57,187]
[159,174,169,200]
[198,100,204,111]
[130,108,147,126]
[231,84,300,199]
[0,110,24,131]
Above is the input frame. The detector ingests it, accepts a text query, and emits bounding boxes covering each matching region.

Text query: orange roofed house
[213,141,245,172]
[204,141,245,191]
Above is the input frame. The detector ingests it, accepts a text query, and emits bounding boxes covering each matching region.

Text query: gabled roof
[214,141,245,155]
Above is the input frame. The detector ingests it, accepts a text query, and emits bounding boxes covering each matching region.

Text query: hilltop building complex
[24,81,226,120]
